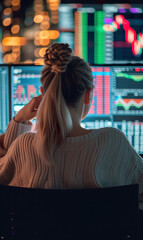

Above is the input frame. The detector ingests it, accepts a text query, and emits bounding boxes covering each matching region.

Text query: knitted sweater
[0,119,143,197]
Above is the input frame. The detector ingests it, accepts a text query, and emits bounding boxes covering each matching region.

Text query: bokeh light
[3,18,12,26]
[24,59,34,64]
[34,58,44,65]
[3,46,11,52]
[40,38,50,46]
[11,24,20,34]
[3,7,12,15]
[12,46,21,53]
[34,47,40,57]
[1,0,60,63]
[2,37,27,46]
[34,14,43,23]
[12,0,20,6]
[39,30,59,39]
[3,53,12,63]
[40,21,50,30]
[39,47,47,57]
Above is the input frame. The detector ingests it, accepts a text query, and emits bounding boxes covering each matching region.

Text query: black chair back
[0,184,139,240]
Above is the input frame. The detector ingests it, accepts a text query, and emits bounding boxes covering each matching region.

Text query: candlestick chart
[59,4,143,64]
[104,12,143,62]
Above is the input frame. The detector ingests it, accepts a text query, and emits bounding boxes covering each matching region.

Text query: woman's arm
[14,95,42,123]
[0,137,19,185]
[3,95,42,151]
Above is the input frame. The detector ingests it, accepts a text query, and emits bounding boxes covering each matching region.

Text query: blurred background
[0,0,60,64]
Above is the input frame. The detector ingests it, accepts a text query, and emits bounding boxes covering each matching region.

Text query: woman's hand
[14,95,42,123]
[0,134,5,148]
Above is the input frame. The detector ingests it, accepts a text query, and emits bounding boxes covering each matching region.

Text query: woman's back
[4,120,142,191]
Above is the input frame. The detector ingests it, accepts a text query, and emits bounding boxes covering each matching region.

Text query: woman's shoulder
[92,127,126,138]
[65,127,126,145]
[90,127,129,146]
[7,132,36,161]
[17,131,35,140]
[12,132,35,148]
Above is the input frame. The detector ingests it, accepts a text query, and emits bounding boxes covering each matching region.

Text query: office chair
[0,184,139,240]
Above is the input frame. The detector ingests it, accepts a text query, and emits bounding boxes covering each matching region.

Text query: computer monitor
[82,65,143,155]
[58,3,143,64]
[10,65,44,130]
[0,65,9,134]
[10,64,143,155]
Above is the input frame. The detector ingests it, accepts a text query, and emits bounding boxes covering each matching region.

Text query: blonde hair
[35,43,93,166]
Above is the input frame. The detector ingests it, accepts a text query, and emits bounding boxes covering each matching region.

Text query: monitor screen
[10,65,44,129]
[0,65,9,134]
[58,3,143,64]
[82,65,143,154]
[10,64,143,155]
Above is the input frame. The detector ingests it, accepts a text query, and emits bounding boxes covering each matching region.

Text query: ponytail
[35,72,72,164]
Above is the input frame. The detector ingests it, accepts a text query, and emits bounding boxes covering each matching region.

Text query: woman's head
[35,43,94,165]
[40,43,94,109]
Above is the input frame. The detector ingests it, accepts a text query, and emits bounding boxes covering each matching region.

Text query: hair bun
[44,43,73,73]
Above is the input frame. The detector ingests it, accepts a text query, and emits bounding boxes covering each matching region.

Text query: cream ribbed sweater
[0,119,143,197]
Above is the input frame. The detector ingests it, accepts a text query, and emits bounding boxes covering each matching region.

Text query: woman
[0,43,143,199]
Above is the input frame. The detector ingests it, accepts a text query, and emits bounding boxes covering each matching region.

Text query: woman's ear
[85,89,92,105]
[40,86,44,96]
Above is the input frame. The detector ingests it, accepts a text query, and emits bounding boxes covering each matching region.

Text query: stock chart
[11,65,43,117]
[59,3,143,64]
[113,66,143,115]
[83,65,143,154]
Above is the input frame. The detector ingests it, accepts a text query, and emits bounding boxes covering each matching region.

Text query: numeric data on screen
[82,65,143,154]
[0,66,9,134]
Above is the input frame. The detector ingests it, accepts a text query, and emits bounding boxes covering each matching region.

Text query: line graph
[116,72,143,82]
[115,70,143,89]
[114,96,143,111]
